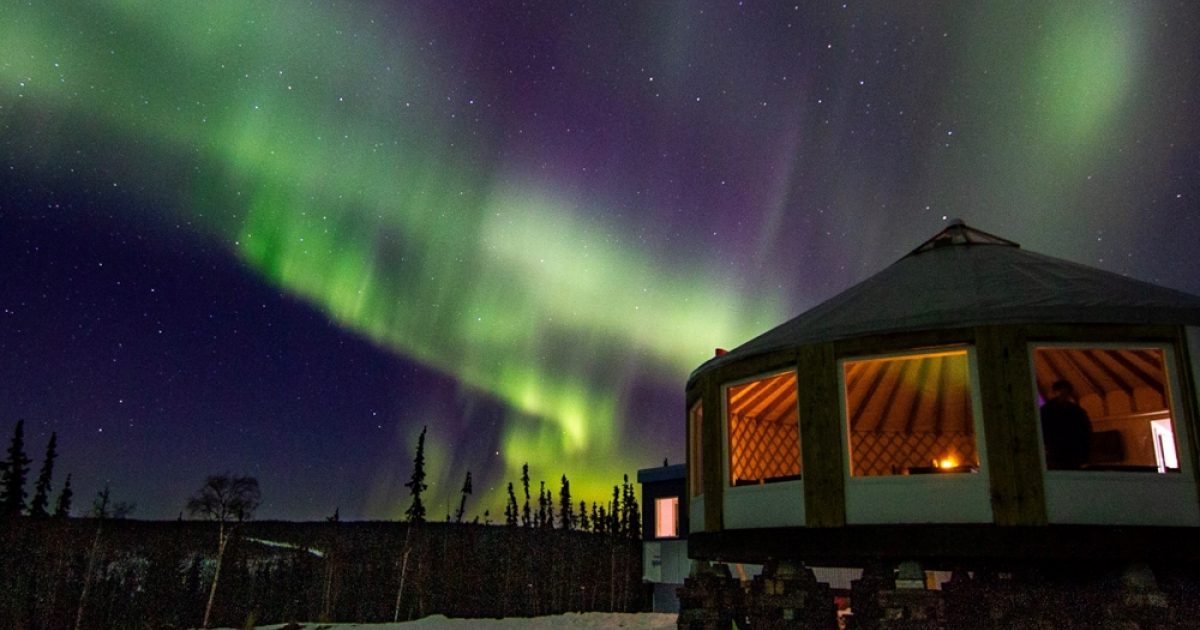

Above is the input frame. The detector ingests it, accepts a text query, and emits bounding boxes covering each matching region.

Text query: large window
[843,348,979,477]
[1033,346,1181,473]
[688,403,703,497]
[726,370,801,486]
[654,496,679,538]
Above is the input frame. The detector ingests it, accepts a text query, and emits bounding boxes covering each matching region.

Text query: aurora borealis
[2,1,1198,520]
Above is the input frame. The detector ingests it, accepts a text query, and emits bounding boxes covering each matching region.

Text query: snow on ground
[226,612,678,630]
[244,537,327,558]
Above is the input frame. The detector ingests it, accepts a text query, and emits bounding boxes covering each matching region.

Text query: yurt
[682,221,1200,611]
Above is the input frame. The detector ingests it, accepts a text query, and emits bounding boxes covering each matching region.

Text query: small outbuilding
[637,462,689,612]
[685,221,1200,567]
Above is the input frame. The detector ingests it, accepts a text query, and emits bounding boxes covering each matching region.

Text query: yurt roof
[693,221,1200,380]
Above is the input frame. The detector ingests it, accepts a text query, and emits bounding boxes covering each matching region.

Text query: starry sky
[2,1,1198,521]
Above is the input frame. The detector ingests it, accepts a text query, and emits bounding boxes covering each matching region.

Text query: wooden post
[975,325,1046,525]
[701,373,724,532]
[797,342,846,528]
[1174,327,1200,517]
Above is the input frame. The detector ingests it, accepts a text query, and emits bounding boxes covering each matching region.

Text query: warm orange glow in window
[726,371,801,486]
[655,496,679,538]
[1033,346,1179,473]
[843,349,979,477]
[688,403,703,497]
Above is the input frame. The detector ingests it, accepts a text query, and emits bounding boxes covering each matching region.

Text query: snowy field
[223,612,678,629]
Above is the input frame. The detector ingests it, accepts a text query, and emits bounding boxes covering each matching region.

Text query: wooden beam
[848,357,894,432]
[700,372,724,532]
[797,342,846,527]
[704,348,798,387]
[833,328,975,358]
[1171,328,1200,518]
[1024,323,1178,343]
[685,386,702,504]
[975,325,1047,525]
[688,524,1200,567]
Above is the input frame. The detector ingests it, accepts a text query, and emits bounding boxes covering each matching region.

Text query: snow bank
[244,537,327,558]
[398,612,677,629]
[235,612,677,630]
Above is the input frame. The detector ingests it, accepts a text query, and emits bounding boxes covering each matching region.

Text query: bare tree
[75,486,134,630]
[187,474,261,629]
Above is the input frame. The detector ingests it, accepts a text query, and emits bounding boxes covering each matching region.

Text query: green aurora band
[0,2,784,512]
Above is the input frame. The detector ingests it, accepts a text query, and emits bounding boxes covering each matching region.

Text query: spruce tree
[54,472,73,518]
[403,426,428,523]
[597,504,607,535]
[537,481,547,528]
[0,420,32,517]
[630,498,641,539]
[620,476,630,537]
[578,500,589,531]
[30,431,57,518]
[505,482,519,526]
[520,463,531,528]
[609,485,620,536]
[591,502,600,533]
[624,475,640,540]
[558,474,574,530]
[454,471,472,523]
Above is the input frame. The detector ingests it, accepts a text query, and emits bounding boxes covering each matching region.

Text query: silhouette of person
[1040,379,1092,470]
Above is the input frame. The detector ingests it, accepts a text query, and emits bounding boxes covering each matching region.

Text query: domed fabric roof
[694,221,1200,378]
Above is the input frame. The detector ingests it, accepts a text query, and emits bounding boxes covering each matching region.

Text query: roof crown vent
[910,220,1019,255]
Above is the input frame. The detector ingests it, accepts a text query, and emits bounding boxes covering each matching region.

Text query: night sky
[2,1,1198,521]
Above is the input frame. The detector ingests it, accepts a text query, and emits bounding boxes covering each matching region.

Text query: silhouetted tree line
[0,422,648,627]
[393,426,646,620]
[494,462,642,538]
[1,421,73,520]
[405,425,642,539]
[0,518,644,628]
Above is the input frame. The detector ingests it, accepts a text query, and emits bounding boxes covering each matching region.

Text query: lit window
[844,349,979,477]
[1033,346,1180,473]
[688,403,703,497]
[655,496,679,538]
[726,370,801,486]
